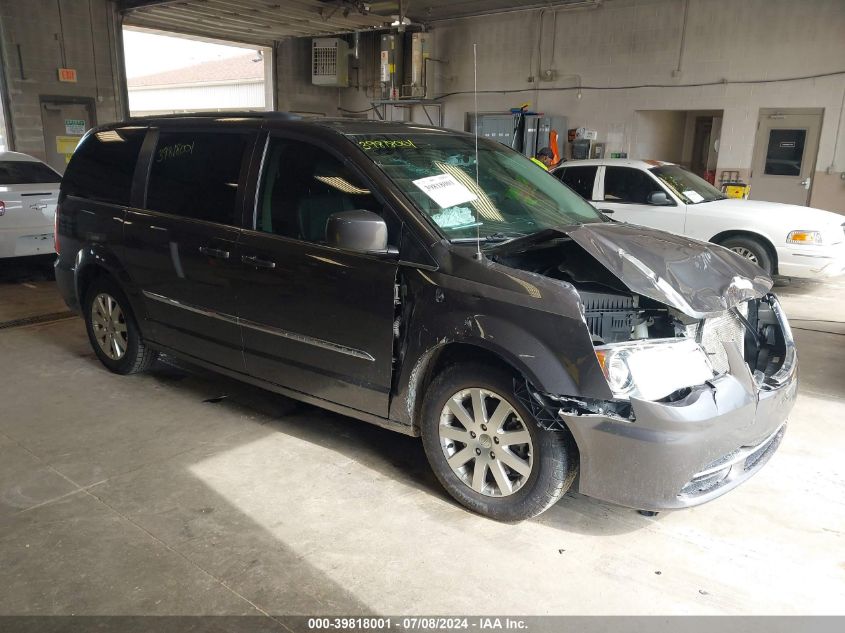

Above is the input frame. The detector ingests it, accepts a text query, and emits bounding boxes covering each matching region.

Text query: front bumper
[560,300,798,511]
[777,241,845,279]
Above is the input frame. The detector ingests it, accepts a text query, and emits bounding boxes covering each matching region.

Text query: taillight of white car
[0,200,5,216]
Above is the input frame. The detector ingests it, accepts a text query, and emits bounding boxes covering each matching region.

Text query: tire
[420,363,577,521]
[719,236,773,275]
[83,276,157,375]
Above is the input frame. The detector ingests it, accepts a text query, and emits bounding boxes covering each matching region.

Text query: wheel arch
[406,340,576,442]
[74,247,146,326]
[710,229,779,274]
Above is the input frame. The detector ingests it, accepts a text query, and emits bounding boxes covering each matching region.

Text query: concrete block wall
[0,0,125,159]
[333,0,845,212]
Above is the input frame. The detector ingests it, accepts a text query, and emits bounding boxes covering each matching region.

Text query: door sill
[147,341,418,437]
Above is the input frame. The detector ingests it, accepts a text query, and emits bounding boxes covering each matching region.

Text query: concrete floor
[1,260,844,617]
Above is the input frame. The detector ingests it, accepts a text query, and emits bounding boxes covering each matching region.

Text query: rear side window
[146,131,253,225]
[604,167,659,204]
[0,161,61,185]
[559,166,598,200]
[62,127,147,205]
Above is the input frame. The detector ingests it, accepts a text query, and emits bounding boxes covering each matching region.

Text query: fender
[388,263,613,428]
[73,244,148,332]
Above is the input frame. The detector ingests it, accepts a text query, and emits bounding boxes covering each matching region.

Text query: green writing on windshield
[156,141,195,162]
[358,139,417,150]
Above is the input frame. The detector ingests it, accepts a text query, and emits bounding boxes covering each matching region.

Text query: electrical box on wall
[404,32,430,98]
[380,33,403,100]
[312,38,349,87]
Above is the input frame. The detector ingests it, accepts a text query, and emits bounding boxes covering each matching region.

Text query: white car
[0,151,61,259]
[553,158,845,279]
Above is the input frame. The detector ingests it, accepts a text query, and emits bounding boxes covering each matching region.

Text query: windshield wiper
[451,232,527,244]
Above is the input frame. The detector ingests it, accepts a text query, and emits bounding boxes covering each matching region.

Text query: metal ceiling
[120,1,598,45]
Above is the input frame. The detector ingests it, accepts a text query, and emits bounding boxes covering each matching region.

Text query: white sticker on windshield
[683,190,704,203]
[412,173,478,209]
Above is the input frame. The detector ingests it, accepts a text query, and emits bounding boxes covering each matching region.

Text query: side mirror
[326,210,394,255]
[647,191,673,206]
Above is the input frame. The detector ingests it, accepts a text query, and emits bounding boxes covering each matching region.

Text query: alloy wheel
[439,388,534,497]
[91,292,128,360]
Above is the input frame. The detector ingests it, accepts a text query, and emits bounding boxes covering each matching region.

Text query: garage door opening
[123,28,273,117]
[634,110,724,183]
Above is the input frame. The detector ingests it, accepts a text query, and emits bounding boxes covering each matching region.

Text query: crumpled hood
[564,222,773,318]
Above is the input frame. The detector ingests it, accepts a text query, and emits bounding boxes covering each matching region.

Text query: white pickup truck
[0,151,61,259]
[553,158,845,279]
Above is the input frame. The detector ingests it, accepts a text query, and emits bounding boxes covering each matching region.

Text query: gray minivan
[55,114,797,520]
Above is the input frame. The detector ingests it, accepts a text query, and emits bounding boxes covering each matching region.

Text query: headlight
[595,338,715,401]
[787,230,822,245]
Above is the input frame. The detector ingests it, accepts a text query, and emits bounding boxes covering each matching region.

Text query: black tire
[83,276,157,375]
[719,236,773,275]
[420,363,577,522]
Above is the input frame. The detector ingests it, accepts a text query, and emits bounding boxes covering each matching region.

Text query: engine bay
[492,237,790,386]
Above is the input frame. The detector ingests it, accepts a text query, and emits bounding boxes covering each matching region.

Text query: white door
[749,109,822,206]
[598,165,686,235]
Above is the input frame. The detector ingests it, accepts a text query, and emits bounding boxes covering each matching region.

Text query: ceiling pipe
[425,0,602,23]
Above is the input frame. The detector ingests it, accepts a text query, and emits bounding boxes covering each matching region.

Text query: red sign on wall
[57,68,77,83]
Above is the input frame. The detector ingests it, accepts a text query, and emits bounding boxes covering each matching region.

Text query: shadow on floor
[0,255,55,284]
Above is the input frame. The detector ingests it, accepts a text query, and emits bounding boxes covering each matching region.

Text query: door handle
[241,254,276,269]
[799,178,811,190]
[199,246,230,259]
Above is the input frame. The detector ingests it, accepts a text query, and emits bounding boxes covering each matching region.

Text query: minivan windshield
[650,164,726,204]
[350,133,603,241]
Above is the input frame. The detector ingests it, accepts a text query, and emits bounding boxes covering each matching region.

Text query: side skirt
[147,341,419,438]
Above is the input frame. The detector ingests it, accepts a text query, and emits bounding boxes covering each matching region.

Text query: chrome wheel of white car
[729,246,759,264]
[91,292,128,360]
[720,236,773,274]
[439,387,534,497]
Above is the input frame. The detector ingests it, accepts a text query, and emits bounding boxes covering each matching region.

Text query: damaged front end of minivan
[402,223,797,511]
[472,222,797,511]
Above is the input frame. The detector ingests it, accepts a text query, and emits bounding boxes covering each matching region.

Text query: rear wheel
[719,236,773,275]
[420,363,577,521]
[84,277,156,374]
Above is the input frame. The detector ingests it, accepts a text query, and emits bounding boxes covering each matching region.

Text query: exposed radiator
[699,304,748,375]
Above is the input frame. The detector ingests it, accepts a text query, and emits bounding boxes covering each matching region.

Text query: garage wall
[334,0,845,213]
[633,110,686,164]
[0,0,125,160]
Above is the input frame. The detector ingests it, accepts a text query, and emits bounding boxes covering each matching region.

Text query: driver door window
[603,167,660,204]
[600,166,685,234]
[256,138,389,243]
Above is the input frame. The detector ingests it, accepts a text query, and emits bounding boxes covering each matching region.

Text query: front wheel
[719,236,773,275]
[420,363,577,521]
[84,276,157,374]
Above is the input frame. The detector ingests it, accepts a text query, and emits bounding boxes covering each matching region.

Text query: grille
[312,46,338,77]
[700,304,747,375]
[679,424,786,499]
[679,465,731,495]
[744,425,786,471]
